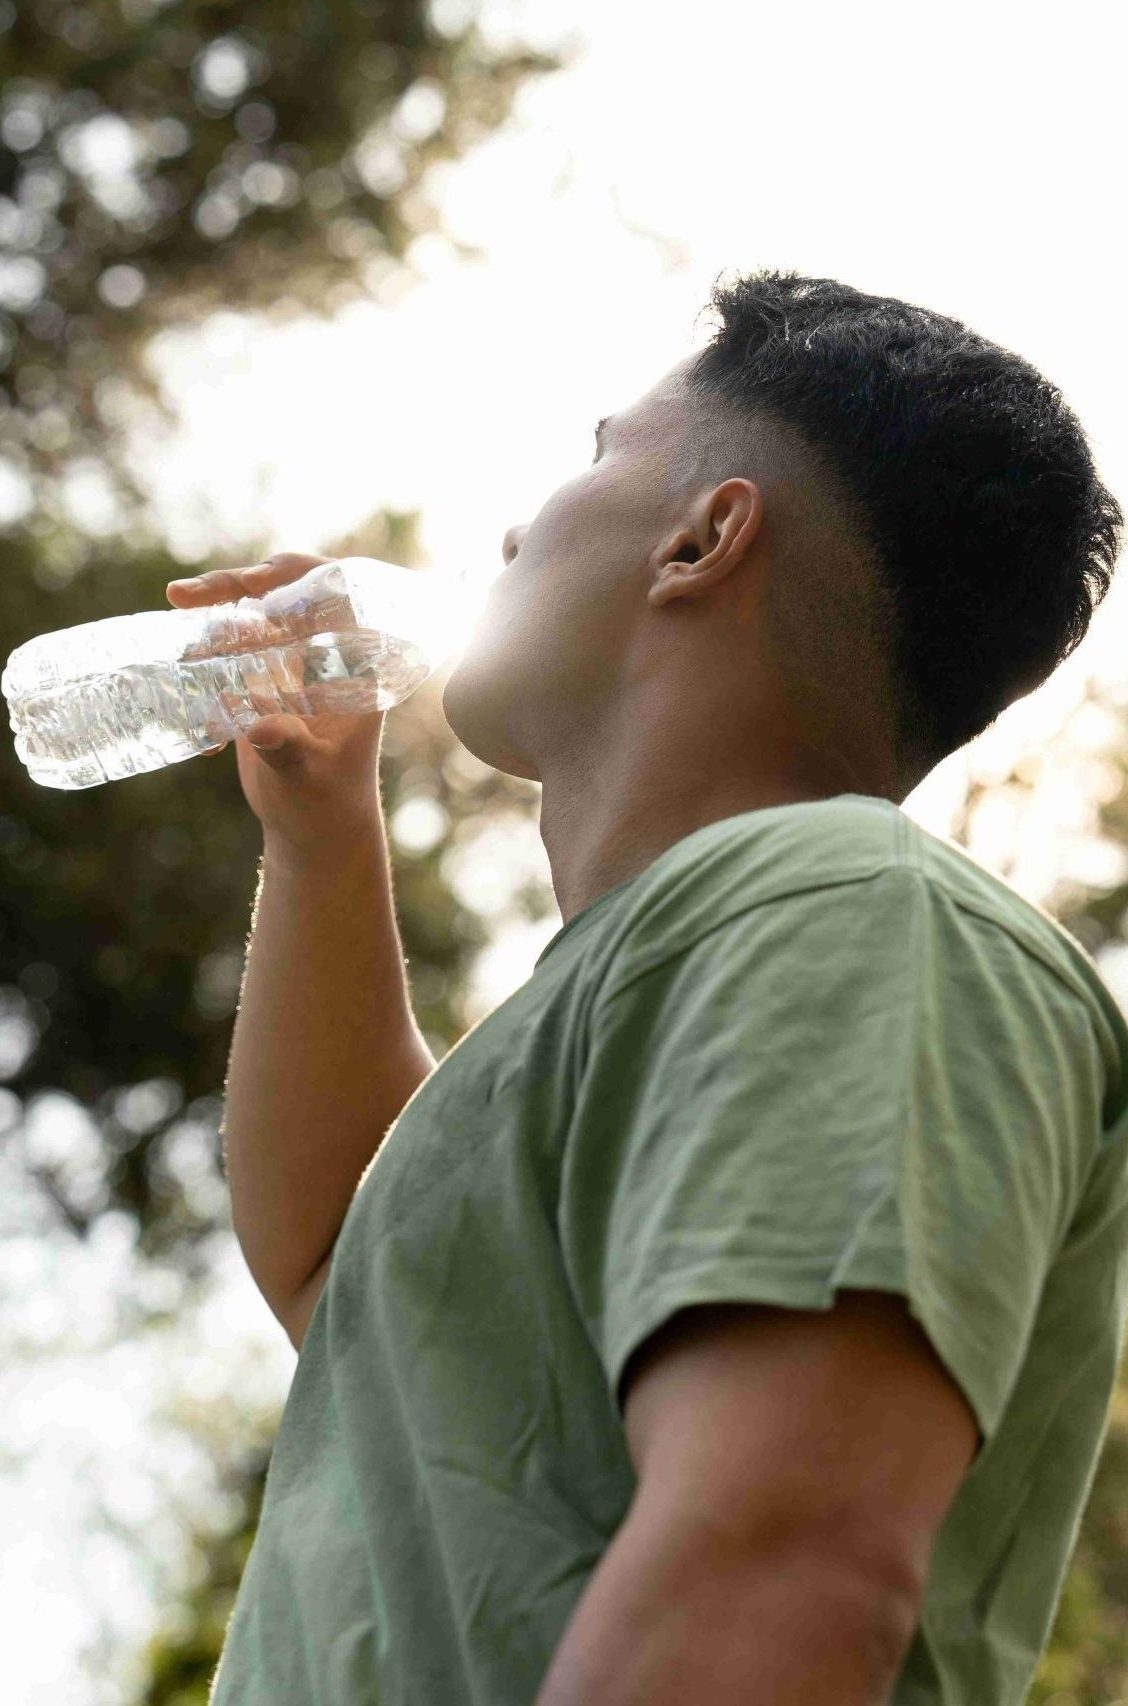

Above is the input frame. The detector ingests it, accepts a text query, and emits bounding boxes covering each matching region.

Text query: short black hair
[683,267,1123,782]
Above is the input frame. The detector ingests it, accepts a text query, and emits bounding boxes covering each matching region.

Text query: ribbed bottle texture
[1,558,448,790]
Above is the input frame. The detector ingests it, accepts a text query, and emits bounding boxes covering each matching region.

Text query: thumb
[246,715,308,757]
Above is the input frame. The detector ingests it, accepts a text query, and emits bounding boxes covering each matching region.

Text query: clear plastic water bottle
[1,556,470,791]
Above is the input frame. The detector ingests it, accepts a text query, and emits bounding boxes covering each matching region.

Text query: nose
[502,525,527,566]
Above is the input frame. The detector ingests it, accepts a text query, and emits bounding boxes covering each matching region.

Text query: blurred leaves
[2,5,1128,1704]
[0,0,567,1257]
[1029,1362,1128,1702]
[0,0,575,537]
[0,455,545,1287]
[0,5,565,1691]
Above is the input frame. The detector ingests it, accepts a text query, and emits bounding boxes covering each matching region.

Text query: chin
[441,666,540,783]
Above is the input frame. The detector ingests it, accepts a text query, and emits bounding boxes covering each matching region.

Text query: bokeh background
[1,1,1127,1700]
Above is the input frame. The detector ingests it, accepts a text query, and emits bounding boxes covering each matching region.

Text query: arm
[533,1498,918,1706]
[276,1244,334,1355]
[222,831,436,1328]
[536,1288,978,1705]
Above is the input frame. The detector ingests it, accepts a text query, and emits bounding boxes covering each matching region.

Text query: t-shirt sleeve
[557,867,1102,1447]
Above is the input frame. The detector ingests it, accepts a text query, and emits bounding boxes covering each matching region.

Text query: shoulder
[587,795,906,996]
[585,799,1125,1099]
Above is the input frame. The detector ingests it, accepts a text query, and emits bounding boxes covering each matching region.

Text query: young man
[199,267,1128,1705]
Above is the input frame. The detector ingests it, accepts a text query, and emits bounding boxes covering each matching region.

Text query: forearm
[535,1500,916,1706]
[222,825,436,1316]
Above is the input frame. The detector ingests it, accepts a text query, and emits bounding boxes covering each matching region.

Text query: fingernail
[171,577,204,590]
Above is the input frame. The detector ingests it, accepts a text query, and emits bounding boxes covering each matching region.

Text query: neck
[537,703,892,927]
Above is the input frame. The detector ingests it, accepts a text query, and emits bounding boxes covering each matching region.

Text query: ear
[648,478,764,609]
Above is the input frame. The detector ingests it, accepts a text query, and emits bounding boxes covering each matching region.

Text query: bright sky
[4,0,1128,1698]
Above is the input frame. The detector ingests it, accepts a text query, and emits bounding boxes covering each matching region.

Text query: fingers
[165,554,336,738]
[245,715,310,765]
[247,712,306,746]
[166,552,333,606]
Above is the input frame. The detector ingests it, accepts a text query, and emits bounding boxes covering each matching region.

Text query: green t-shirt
[209,795,1128,1706]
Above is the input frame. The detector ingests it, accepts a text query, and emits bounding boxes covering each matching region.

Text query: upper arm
[564,873,1077,1463]
[276,1247,334,1353]
[621,1287,980,1607]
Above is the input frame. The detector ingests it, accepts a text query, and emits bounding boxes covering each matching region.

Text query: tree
[4,10,1127,1699]
[0,0,569,1274]
[1021,679,1128,1704]
[0,5,569,1696]
[0,0,576,539]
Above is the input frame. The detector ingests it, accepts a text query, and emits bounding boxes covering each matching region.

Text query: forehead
[609,356,695,441]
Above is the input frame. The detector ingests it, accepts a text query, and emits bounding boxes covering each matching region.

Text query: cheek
[507,470,630,645]
[529,464,610,547]
[509,479,579,573]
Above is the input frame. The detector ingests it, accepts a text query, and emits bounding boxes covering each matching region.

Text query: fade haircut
[676,267,1123,786]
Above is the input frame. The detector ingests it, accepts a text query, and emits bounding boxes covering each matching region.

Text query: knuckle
[267,551,327,570]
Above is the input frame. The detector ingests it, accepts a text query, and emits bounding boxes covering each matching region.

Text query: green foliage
[138,1439,272,1706]
[0,4,565,1694]
[951,716,1128,1704]
[0,505,541,1275]
[0,0,567,1229]
[0,0,573,526]
[1025,1348,1128,1703]
[951,724,1128,1706]
[4,7,1128,1702]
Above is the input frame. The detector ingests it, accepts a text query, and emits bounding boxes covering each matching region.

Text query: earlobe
[648,550,727,608]
[649,527,720,606]
[648,565,689,608]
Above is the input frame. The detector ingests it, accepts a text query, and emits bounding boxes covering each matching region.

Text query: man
[204,268,1128,1704]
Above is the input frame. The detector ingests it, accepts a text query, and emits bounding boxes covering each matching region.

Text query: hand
[166,552,387,858]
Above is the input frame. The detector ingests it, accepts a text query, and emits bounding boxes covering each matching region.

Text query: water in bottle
[1,557,474,790]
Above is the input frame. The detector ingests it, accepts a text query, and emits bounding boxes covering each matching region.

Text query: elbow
[273,1249,333,1353]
